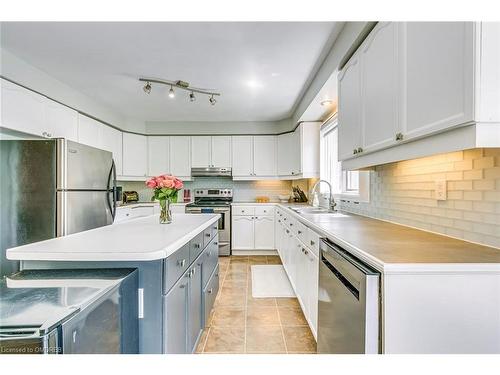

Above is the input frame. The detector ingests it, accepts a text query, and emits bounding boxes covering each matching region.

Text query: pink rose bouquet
[145,174,184,223]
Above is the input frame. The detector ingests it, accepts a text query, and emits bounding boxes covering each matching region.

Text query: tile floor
[195,255,317,354]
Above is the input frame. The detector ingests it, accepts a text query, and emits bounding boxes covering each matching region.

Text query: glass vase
[159,198,172,224]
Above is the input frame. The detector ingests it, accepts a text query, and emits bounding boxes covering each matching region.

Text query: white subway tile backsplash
[340,148,500,249]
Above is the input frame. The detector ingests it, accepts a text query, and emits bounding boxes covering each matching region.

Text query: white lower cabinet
[231,205,275,251]
[275,207,319,339]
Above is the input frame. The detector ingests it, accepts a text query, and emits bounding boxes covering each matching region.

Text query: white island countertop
[6,213,219,262]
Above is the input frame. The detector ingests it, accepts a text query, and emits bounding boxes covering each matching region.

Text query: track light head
[209,95,216,106]
[168,85,175,99]
[143,82,152,94]
[189,92,196,102]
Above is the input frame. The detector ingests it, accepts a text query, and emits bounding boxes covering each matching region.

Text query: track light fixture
[139,77,220,105]
[168,85,175,99]
[143,81,152,94]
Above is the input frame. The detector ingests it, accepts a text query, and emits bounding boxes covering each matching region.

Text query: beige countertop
[234,202,500,272]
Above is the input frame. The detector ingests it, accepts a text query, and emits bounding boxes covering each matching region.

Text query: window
[319,115,370,202]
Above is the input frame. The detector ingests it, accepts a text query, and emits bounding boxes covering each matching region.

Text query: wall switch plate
[435,180,447,200]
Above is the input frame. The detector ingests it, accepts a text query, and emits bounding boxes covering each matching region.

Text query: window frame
[320,114,370,203]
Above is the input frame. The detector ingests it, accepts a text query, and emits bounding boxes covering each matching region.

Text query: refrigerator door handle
[107,160,117,220]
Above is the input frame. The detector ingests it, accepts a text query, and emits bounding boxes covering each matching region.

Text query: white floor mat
[251,265,295,298]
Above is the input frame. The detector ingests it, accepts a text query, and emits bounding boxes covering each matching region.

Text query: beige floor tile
[246,326,286,353]
[216,291,247,307]
[246,306,281,326]
[222,279,247,289]
[226,263,248,274]
[282,327,317,353]
[266,256,282,264]
[276,298,301,308]
[247,296,277,307]
[248,255,268,265]
[211,306,246,327]
[278,306,308,326]
[230,256,248,264]
[203,327,245,353]
[223,272,248,283]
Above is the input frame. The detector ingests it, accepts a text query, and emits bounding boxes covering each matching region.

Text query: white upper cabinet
[77,114,103,148]
[278,123,320,179]
[148,136,170,176]
[338,56,362,160]
[361,22,399,153]
[277,132,293,176]
[231,136,254,177]
[253,136,277,176]
[170,136,191,178]
[191,136,211,167]
[340,22,499,169]
[44,99,78,141]
[122,133,147,177]
[1,79,46,137]
[402,22,474,140]
[211,136,232,167]
[1,79,78,140]
[100,124,123,176]
[191,136,231,168]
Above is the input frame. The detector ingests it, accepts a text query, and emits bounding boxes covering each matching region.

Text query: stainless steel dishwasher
[317,238,380,354]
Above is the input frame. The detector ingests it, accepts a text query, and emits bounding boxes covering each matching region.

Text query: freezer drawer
[57,190,113,236]
[203,264,220,328]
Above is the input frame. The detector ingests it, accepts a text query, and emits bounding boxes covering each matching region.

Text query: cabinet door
[188,262,203,353]
[45,99,78,141]
[1,79,46,137]
[165,275,189,353]
[211,136,232,167]
[170,136,191,178]
[122,133,147,177]
[231,216,254,249]
[403,22,474,140]
[148,136,170,176]
[296,245,308,317]
[191,136,211,168]
[253,136,277,176]
[307,251,319,337]
[361,22,399,153]
[231,136,253,177]
[254,216,275,249]
[78,114,102,149]
[101,125,123,175]
[290,129,301,175]
[338,56,362,160]
[277,133,292,176]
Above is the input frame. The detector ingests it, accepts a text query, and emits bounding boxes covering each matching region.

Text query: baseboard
[231,249,278,256]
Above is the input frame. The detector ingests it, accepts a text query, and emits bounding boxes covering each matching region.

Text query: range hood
[191,167,232,177]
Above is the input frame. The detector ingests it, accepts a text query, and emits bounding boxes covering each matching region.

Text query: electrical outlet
[435,180,447,200]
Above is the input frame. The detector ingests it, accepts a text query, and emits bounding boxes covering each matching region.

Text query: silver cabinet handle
[194,243,201,249]
[395,132,404,141]
[178,259,186,267]
[205,233,211,237]
[192,268,196,276]
[207,288,213,294]
[213,225,218,230]
[180,284,186,288]
[310,240,315,246]
[298,230,302,234]
[353,148,358,155]
[214,242,218,246]
[304,249,308,255]
[286,229,290,234]
[357,147,363,153]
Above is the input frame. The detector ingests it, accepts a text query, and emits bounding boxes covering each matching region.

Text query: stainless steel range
[185,189,232,256]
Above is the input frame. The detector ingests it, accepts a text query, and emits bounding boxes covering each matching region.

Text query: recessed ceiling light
[320,100,333,107]
[247,80,263,89]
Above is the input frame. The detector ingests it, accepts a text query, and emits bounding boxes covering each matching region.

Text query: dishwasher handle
[321,253,360,300]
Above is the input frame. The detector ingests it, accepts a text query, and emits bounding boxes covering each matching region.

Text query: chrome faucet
[310,180,336,211]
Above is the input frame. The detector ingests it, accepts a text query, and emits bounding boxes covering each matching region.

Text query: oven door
[185,207,230,244]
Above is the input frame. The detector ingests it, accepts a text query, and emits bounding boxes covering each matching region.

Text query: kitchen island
[7,213,221,354]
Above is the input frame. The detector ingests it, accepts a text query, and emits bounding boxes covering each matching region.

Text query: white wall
[340,149,500,249]
[146,118,292,135]
[0,47,146,133]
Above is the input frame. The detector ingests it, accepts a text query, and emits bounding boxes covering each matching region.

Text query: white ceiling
[1,22,340,122]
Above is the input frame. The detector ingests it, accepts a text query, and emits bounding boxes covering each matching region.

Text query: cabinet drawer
[255,206,274,216]
[307,228,321,257]
[164,243,190,293]
[232,206,255,216]
[114,208,131,223]
[203,264,220,327]
[189,232,204,262]
[203,226,215,248]
[202,235,219,288]
[296,221,308,243]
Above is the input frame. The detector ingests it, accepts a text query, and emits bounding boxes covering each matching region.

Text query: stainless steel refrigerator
[0,139,116,277]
